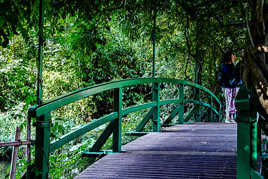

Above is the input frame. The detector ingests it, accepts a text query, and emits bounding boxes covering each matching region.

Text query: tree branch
[184,16,193,80]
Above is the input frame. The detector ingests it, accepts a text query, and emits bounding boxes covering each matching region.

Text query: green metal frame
[236,86,265,179]
[89,120,115,152]
[135,109,153,132]
[30,78,220,116]
[113,88,122,152]
[27,78,221,178]
[152,83,160,131]
[31,0,262,178]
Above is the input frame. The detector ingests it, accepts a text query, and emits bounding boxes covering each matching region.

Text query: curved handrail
[30,78,221,117]
[184,99,220,115]
[28,78,222,177]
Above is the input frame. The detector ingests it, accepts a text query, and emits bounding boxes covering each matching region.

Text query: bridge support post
[152,83,160,132]
[236,86,260,179]
[113,88,122,152]
[34,113,51,179]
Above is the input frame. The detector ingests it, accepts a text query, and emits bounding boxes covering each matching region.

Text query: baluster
[210,96,213,122]
[152,82,160,132]
[178,84,184,124]
[219,103,222,122]
[113,88,122,152]
[196,88,201,122]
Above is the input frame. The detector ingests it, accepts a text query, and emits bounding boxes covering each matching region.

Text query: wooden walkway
[75,123,237,179]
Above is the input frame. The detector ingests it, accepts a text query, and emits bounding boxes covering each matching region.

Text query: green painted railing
[26,78,221,178]
[236,86,266,179]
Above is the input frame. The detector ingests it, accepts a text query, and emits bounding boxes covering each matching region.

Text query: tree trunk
[243,0,268,117]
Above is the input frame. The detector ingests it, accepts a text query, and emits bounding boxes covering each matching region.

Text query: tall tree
[242,0,268,117]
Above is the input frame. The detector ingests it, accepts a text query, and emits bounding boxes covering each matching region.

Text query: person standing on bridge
[217,51,240,123]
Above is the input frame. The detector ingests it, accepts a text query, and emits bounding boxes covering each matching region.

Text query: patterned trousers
[222,87,240,119]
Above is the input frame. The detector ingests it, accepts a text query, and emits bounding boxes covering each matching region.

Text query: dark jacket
[217,63,237,88]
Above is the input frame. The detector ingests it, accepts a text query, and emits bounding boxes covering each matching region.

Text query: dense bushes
[0,3,240,177]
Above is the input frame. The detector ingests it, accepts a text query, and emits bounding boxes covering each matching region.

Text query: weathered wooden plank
[75,123,237,179]
[0,140,33,147]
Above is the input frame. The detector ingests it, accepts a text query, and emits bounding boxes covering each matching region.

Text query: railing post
[178,84,184,124]
[210,96,213,122]
[152,82,160,132]
[34,113,51,179]
[195,88,201,122]
[236,86,259,179]
[9,127,20,179]
[113,88,122,152]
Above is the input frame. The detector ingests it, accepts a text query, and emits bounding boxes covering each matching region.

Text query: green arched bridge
[23,78,267,179]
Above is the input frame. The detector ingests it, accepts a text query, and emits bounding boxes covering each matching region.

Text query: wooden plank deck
[75,123,237,179]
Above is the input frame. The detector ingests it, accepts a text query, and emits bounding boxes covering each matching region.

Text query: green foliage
[0,0,256,178]
[0,103,26,143]
[0,161,9,178]
[0,36,36,111]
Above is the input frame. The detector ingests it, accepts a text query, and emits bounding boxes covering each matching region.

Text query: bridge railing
[236,86,267,179]
[26,78,221,178]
